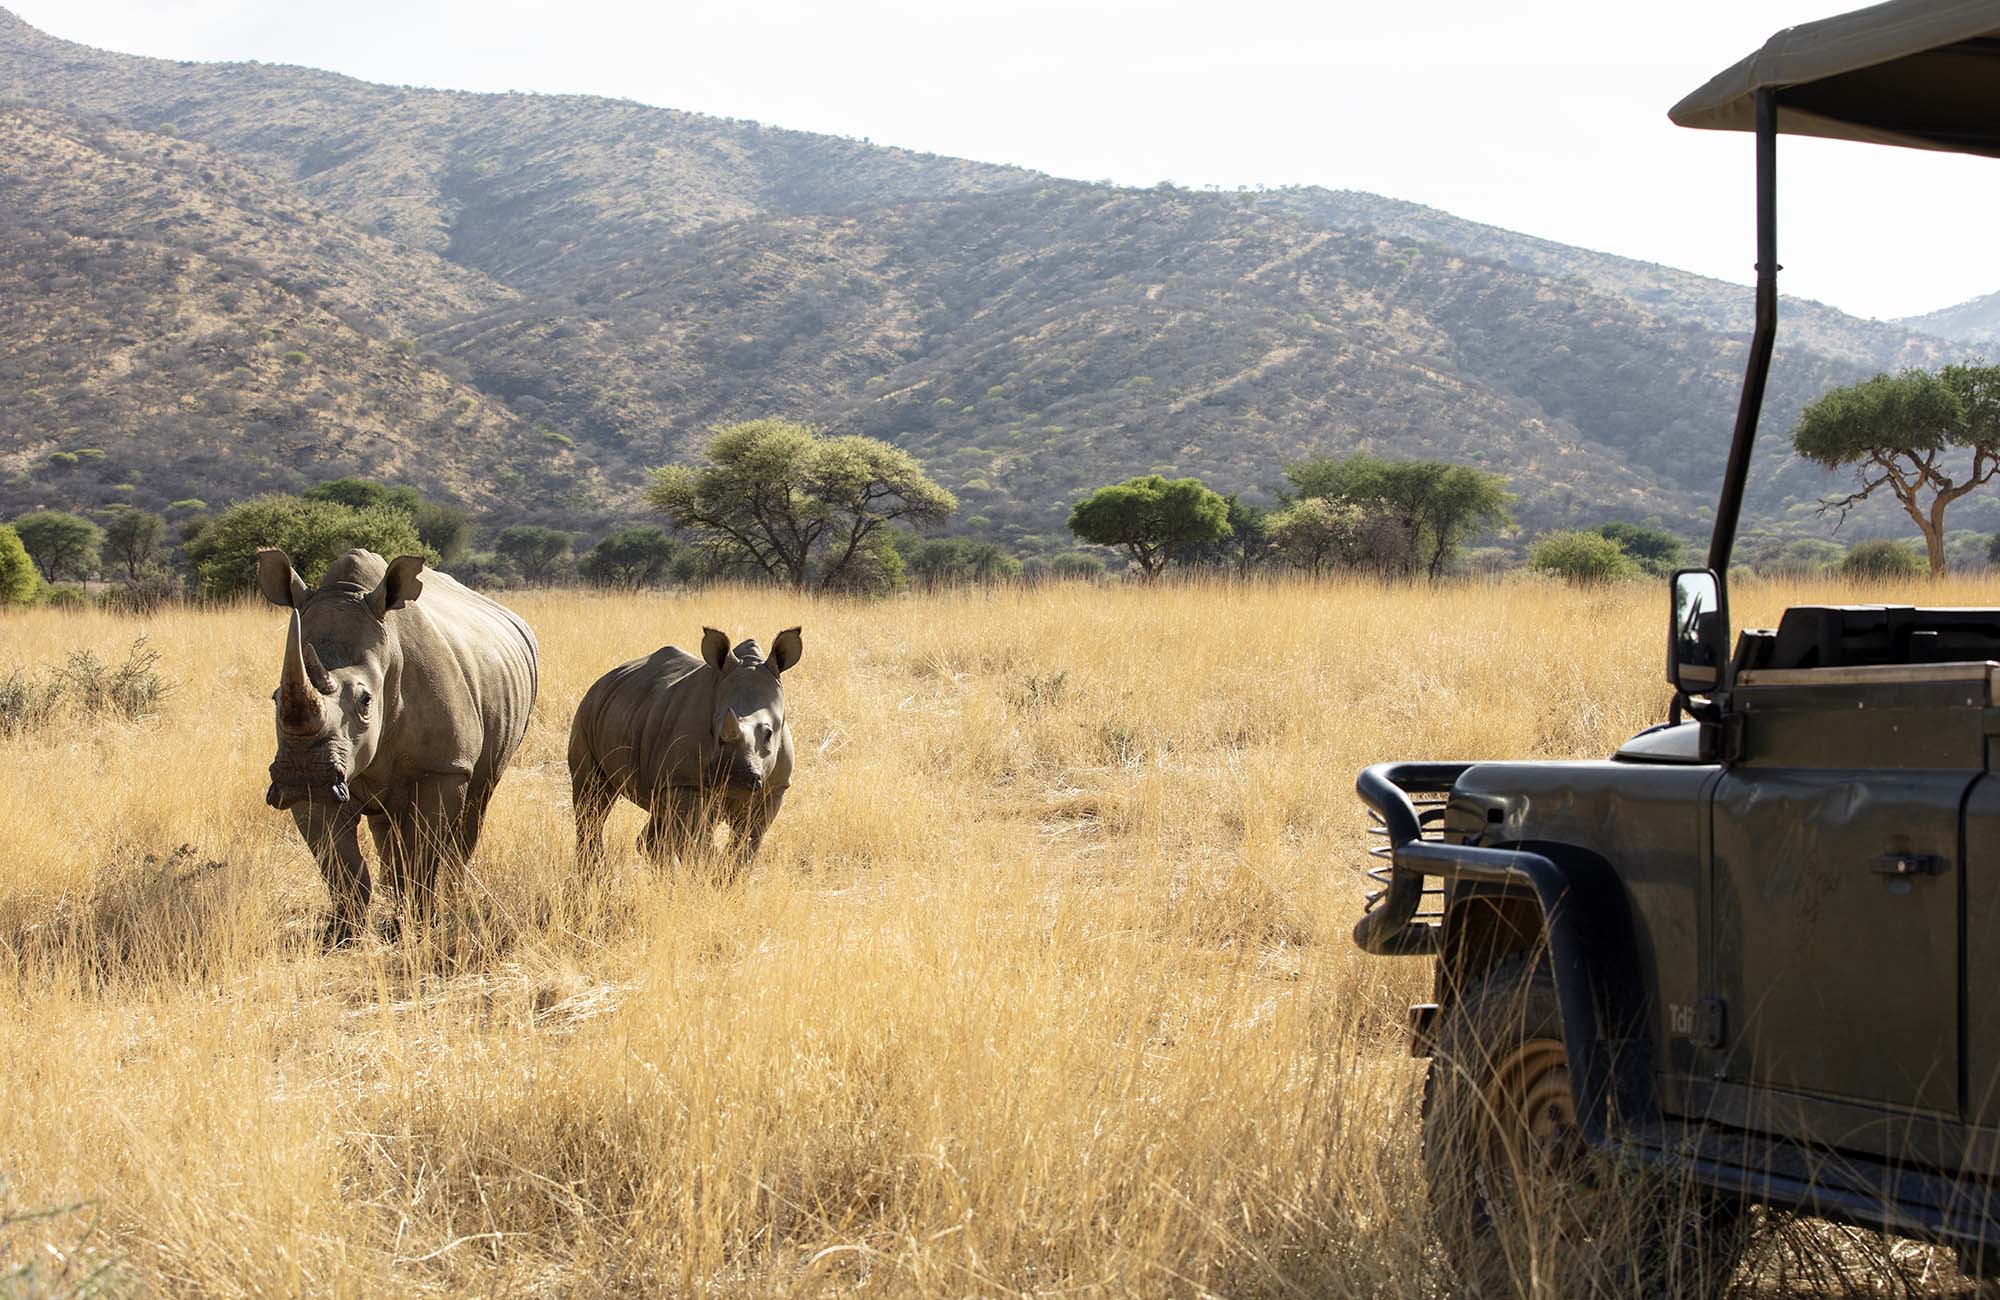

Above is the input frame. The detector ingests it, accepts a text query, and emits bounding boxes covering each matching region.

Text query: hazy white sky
[12,0,1999,322]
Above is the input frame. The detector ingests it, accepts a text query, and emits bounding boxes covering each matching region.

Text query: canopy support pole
[1707,88,1779,576]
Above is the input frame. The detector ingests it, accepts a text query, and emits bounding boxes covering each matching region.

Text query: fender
[1354,762,1661,1145]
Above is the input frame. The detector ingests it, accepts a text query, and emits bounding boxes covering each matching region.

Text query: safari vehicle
[1353,3,2000,1295]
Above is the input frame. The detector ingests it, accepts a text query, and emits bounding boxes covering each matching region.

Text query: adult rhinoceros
[257,547,538,946]
[569,626,800,872]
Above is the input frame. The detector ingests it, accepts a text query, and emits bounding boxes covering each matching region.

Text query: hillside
[438,185,1921,542]
[0,7,1038,289]
[1901,288,2000,352]
[0,107,599,517]
[0,6,1981,550]
[1251,188,1958,371]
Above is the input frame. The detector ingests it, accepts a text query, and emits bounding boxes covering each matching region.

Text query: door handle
[1871,851,1948,877]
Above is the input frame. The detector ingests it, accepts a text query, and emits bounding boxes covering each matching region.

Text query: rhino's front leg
[292,799,369,949]
[734,785,787,863]
[638,787,705,867]
[399,774,473,931]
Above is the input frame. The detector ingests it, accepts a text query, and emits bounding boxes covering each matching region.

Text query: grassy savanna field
[0,573,1989,1298]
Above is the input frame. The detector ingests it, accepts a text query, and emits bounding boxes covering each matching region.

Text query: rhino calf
[569,626,800,871]
[259,547,538,947]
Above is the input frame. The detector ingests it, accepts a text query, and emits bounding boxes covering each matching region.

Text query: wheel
[1423,955,1748,1299]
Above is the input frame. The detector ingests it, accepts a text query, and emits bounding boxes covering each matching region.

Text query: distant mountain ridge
[0,5,1986,551]
[1900,289,2000,352]
[1251,189,1960,371]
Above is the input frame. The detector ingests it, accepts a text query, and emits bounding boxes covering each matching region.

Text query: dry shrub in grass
[0,639,169,738]
[0,574,1993,1297]
[0,844,261,986]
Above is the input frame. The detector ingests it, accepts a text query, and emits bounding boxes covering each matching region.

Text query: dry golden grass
[0,572,1993,1298]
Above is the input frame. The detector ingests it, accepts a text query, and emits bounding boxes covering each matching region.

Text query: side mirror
[1668,568,1728,694]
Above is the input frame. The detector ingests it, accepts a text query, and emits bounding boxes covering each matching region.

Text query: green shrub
[282,350,309,365]
[43,583,87,608]
[1840,538,1924,579]
[0,524,38,606]
[1049,552,1108,581]
[908,538,1023,589]
[1760,538,1845,576]
[413,502,474,568]
[818,528,906,596]
[303,478,421,516]
[1592,522,1683,576]
[183,495,428,598]
[1529,530,1640,584]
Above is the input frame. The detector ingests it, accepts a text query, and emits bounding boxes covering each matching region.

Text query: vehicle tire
[1423,954,1748,1300]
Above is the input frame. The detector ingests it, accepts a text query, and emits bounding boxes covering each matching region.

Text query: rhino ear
[701,627,733,674]
[256,548,307,608]
[768,627,803,676]
[367,554,426,620]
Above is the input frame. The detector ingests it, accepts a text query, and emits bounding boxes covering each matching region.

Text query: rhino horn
[279,609,329,734]
[302,641,336,695]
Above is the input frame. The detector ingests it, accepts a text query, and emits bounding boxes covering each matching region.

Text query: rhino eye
[355,688,373,714]
[756,722,773,747]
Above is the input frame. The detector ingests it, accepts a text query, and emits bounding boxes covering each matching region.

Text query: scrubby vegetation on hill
[1251,187,1960,370]
[0,5,1989,560]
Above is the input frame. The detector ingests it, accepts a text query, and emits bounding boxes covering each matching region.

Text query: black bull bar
[1350,760,1625,1148]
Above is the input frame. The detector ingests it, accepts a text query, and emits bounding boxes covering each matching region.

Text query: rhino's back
[387,566,539,783]
[571,644,713,794]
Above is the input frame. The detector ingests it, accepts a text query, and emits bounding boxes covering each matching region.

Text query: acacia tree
[103,506,167,580]
[1172,495,1270,573]
[1266,497,1371,574]
[646,420,956,591]
[1282,453,1513,579]
[1066,474,1231,580]
[493,526,574,585]
[580,527,679,588]
[1793,364,2000,576]
[10,510,102,582]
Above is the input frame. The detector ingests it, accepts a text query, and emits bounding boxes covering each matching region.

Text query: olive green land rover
[1353,3,2000,1295]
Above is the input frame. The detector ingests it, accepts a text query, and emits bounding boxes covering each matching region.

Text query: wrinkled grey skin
[569,626,800,872]
[259,547,539,947]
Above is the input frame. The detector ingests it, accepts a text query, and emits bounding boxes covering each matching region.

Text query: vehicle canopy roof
[1670,0,2000,157]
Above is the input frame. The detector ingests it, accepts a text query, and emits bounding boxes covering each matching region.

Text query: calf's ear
[367,554,426,620]
[256,548,308,608]
[701,626,733,674]
[768,627,803,675]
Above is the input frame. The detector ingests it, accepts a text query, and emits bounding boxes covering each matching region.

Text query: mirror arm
[1707,86,1779,581]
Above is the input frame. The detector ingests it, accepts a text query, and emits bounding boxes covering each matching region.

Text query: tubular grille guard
[1351,762,1475,955]
[1362,802,1449,926]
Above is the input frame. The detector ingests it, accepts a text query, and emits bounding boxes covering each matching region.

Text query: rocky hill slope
[0,6,1980,547]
